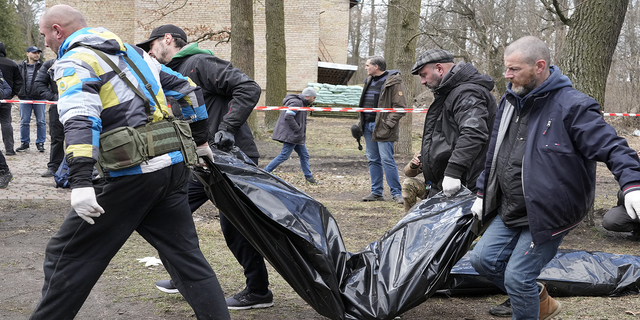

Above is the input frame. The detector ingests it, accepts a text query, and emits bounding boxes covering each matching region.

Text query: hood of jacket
[59,27,126,58]
[282,93,309,107]
[434,62,495,96]
[172,43,215,60]
[0,42,5,57]
[383,70,402,86]
[506,65,572,108]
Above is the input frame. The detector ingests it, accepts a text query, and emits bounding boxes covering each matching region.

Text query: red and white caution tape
[5,99,640,116]
[0,99,57,105]
[254,106,429,113]
[602,113,640,117]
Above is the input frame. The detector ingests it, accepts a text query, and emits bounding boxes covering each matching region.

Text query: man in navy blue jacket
[469,36,640,320]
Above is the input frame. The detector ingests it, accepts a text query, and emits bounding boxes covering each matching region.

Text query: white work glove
[442,176,461,197]
[71,187,104,225]
[624,190,640,221]
[471,197,483,220]
[196,143,214,166]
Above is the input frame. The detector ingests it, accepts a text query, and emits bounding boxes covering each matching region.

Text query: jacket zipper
[543,119,551,135]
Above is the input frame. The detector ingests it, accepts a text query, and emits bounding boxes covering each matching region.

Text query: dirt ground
[1,114,639,319]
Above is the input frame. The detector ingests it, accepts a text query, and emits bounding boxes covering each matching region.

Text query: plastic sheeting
[193,149,482,320]
[438,249,640,297]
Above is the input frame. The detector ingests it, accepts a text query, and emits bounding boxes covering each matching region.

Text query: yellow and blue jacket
[53,27,208,184]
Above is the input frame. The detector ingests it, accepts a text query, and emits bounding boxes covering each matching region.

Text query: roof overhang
[317,61,358,85]
[349,0,360,8]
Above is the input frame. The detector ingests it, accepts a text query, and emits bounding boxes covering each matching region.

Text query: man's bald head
[39,5,88,54]
[40,5,87,32]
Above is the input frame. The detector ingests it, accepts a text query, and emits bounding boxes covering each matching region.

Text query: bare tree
[384,0,421,155]
[15,0,44,49]
[263,0,287,132]
[347,0,364,67]
[230,0,261,139]
[545,0,630,108]
[367,0,377,57]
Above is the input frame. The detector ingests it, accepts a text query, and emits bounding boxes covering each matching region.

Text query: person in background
[357,55,406,204]
[401,151,427,212]
[469,35,640,320]
[34,58,63,177]
[0,68,13,188]
[264,87,319,184]
[0,41,22,156]
[16,46,46,153]
[137,24,274,310]
[32,5,229,319]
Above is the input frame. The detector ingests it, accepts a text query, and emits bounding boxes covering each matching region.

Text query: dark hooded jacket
[476,66,640,245]
[272,94,309,145]
[0,70,12,98]
[0,42,23,99]
[357,70,406,142]
[166,43,260,159]
[34,59,58,101]
[420,62,496,193]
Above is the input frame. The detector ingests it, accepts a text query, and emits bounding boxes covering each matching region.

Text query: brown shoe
[538,282,561,320]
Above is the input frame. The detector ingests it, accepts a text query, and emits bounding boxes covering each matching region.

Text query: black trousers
[602,191,640,232]
[0,103,13,152]
[0,150,7,172]
[47,105,65,172]
[187,167,270,294]
[30,163,230,320]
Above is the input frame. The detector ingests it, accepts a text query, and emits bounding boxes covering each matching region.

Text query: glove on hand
[624,190,640,221]
[442,176,461,197]
[71,187,104,225]
[213,130,235,152]
[196,143,214,166]
[471,197,483,220]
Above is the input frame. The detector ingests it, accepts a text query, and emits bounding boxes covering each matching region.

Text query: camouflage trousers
[401,177,427,212]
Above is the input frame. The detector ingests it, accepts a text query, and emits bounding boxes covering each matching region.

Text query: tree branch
[541,0,571,26]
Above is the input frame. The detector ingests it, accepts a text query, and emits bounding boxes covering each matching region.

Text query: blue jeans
[264,142,313,179]
[469,215,565,320]
[19,103,46,144]
[363,121,401,197]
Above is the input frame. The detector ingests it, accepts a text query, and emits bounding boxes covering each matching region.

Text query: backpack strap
[77,44,163,122]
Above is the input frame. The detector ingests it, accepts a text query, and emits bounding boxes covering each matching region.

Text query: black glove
[213,130,235,152]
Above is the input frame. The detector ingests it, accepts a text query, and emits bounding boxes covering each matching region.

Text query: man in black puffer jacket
[410,49,496,198]
[138,25,274,311]
[264,88,318,184]
[34,58,64,177]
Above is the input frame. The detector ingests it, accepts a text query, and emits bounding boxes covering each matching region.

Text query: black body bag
[193,149,482,320]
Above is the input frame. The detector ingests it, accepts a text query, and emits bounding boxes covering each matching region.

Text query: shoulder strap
[78,44,164,122]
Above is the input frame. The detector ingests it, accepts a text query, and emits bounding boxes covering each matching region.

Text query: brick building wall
[45,0,351,100]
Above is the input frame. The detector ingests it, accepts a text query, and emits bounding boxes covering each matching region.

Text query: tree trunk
[383,0,421,155]
[264,0,287,132]
[367,0,376,56]
[230,0,261,139]
[553,0,629,227]
[347,0,364,67]
[557,0,629,108]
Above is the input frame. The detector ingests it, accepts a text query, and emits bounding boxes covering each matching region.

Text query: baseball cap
[136,24,188,52]
[27,46,42,53]
[411,49,454,75]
